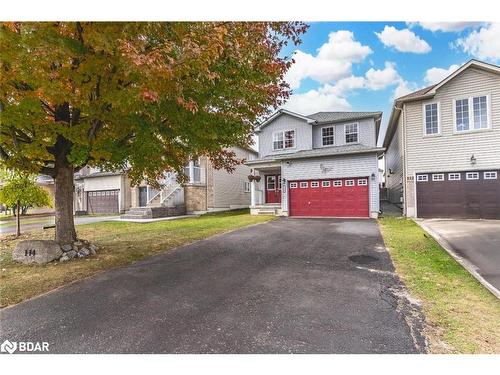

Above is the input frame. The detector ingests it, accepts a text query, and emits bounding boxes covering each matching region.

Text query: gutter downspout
[401,103,408,217]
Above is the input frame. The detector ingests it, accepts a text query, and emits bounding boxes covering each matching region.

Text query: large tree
[0,22,307,244]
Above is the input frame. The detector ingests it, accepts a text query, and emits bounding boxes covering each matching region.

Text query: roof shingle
[307,111,381,124]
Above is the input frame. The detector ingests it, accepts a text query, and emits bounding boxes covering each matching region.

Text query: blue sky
[280,22,500,141]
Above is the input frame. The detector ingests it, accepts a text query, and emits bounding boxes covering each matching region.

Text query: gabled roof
[308,111,382,124]
[256,109,316,131]
[382,59,500,148]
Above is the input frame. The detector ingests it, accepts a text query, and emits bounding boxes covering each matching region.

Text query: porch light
[470,154,477,165]
[371,173,376,181]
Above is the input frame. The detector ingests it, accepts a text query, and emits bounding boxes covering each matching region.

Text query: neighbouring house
[73,146,257,218]
[383,59,500,219]
[246,109,384,217]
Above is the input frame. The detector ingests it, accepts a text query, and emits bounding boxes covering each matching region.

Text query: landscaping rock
[13,240,63,264]
[61,244,73,252]
[59,254,70,262]
[66,250,77,259]
[78,247,90,258]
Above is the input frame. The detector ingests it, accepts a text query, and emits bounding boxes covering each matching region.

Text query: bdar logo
[1,340,17,354]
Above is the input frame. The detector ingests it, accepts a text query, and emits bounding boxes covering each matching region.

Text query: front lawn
[0,210,275,307]
[379,217,500,354]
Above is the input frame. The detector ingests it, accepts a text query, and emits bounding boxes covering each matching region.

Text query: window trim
[422,101,441,137]
[357,179,368,186]
[344,123,359,144]
[345,179,355,186]
[453,94,491,134]
[272,129,296,151]
[416,174,428,182]
[290,182,298,189]
[333,180,342,187]
[432,173,444,181]
[322,180,330,187]
[299,181,308,188]
[321,125,335,147]
[484,171,497,180]
[266,175,276,190]
[244,181,251,192]
[311,181,319,188]
[448,173,461,181]
[466,172,479,180]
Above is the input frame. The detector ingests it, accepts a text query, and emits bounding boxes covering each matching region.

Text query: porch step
[121,205,186,219]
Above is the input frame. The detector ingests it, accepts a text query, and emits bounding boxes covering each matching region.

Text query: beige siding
[403,67,500,216]
[385,114,404,204]
[211,146,254,208]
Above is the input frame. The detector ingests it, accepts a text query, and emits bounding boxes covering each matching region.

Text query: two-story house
[246,109,384,217]
[383,59,500,219]
[74,146,257,218]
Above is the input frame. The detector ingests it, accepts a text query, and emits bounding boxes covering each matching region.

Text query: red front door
[265,174,282,203]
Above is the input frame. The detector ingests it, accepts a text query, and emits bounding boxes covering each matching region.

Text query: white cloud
[455,23,500,62]
[283,85,352,114]
[284,61,408,113]
[365,62,401,90]
[375,26,431,53]
[424,64,460,85]
[285,30,372,89]
[393,80,419,99]
[409,22,483,32]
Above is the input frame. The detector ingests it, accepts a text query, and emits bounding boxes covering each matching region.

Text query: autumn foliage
[0,22,307,243]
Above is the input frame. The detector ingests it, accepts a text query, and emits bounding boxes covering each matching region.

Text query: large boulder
[13,240,63,264]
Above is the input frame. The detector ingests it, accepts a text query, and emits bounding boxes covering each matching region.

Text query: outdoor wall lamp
[470,154,477,165]
[371,173,376,181]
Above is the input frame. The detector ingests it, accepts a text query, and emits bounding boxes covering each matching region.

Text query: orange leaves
[141,89,159,102]
[176,97,198,113]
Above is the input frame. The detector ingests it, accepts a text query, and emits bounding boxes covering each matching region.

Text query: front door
[265,174,282,203]
[139,187,148,207]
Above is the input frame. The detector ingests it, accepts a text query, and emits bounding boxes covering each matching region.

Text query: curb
[415,220,500,300]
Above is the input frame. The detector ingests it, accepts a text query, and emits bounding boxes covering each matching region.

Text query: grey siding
[280,153,379,216]
[312,117,377,148]
[258,114,312,158]
[402,67,500,217]
[212,146,255,208]
[385,114,403,204]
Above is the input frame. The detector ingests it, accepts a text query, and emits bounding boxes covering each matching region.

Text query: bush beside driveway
[379,217,500,354]
[0,210,275,307]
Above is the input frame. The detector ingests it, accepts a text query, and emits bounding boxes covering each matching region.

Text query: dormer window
[273,130,295,150]
[345,123,359,144]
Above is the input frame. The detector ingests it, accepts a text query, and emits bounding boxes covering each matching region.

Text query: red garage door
[289,178,369,217]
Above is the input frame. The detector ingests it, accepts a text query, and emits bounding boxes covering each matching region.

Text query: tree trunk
[16,200,20,237]
[54,164,77,244]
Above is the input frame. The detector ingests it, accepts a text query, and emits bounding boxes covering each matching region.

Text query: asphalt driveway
[0,218,425,353]
[418,219,500,296]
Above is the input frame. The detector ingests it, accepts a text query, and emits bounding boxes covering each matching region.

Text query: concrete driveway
[0,218,426,353]
[418,219,500,296]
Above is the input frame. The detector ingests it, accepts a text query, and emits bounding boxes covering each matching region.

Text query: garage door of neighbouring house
[288,177,369,217]
[416,170,500,219]
[87,190,120,214]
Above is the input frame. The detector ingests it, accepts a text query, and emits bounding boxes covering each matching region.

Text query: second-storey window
[322,126,335,146]
[345,123,358,144]
[273,130,295,150]
[424,102,439,135]
[455,95,489,132]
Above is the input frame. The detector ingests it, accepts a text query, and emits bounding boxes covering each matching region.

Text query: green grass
[0,210,275,307]
[379,217,500,354]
